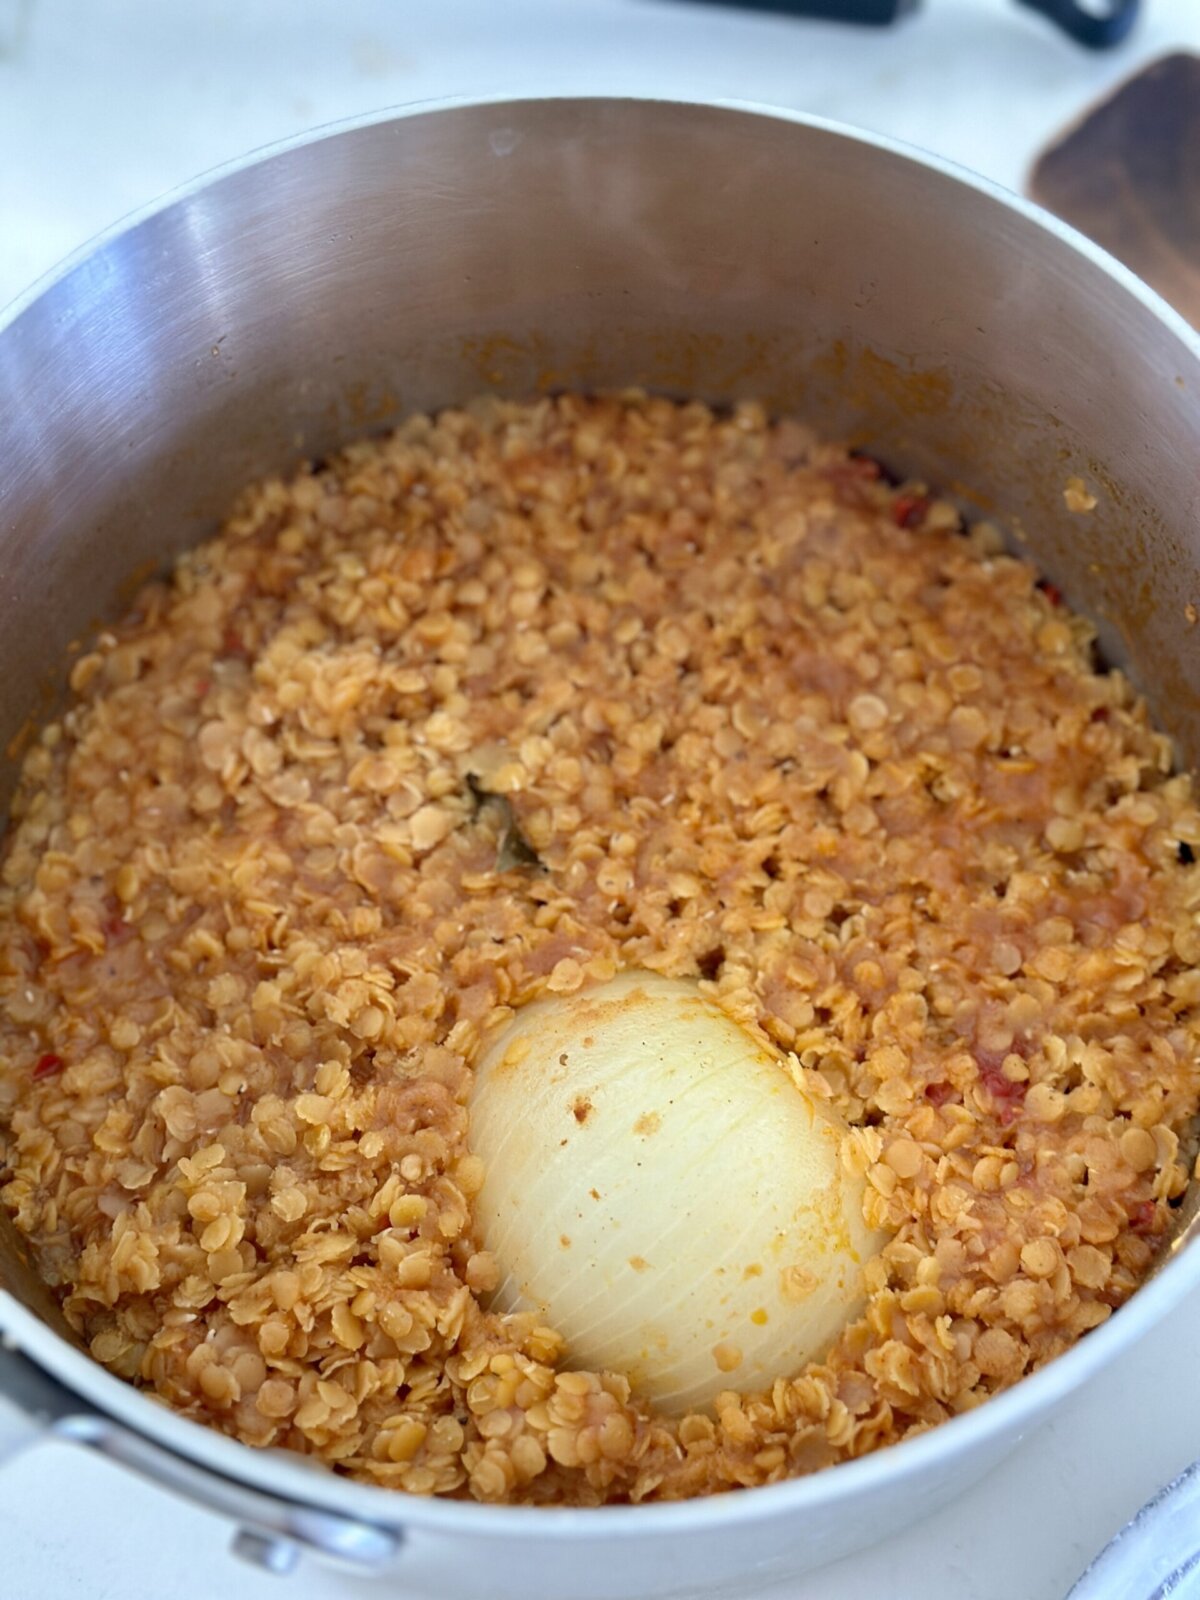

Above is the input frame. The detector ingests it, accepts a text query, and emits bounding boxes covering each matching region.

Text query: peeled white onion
[469,971,884,1414]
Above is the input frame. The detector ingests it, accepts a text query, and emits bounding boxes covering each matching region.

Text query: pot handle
[0,1336,401,1577]
[1067,1457,1200,1600]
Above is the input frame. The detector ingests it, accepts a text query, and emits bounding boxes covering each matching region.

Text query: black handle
[669,0,1140,48]
[1016,0,1140,50]
[670,0,920,22]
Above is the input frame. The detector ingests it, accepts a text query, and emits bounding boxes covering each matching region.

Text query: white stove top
[2,3,1200,1596]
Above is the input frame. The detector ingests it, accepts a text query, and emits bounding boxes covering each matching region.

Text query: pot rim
[3,90,1200,1541]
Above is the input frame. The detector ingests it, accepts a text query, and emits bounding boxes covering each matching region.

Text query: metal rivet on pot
[231,1528,302,1575]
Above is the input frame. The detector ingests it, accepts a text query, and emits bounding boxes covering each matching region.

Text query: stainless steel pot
[2,96,1200,1600]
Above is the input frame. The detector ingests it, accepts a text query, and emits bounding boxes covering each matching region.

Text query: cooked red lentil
[2,393,1198,1504]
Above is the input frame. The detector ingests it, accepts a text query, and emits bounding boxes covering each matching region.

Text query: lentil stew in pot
[1,393,1196,1504]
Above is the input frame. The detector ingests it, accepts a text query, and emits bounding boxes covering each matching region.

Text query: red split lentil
[1,392,1199,1504]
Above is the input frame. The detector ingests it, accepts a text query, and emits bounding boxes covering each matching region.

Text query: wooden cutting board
[1030,52,1200,328]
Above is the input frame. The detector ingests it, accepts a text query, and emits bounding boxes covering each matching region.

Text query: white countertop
[2,2,1200,1596]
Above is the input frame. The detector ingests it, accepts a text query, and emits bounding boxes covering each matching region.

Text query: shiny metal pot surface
[2,97,1200,1600]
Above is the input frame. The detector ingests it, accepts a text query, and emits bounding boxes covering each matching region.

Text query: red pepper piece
[891,493,931,529]
[1037,579,1063,607]
[32,1052,63,1080]
[977,1054,1028,1126]
[925,1081,955,1107]
[1130,1199,1159,1234]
